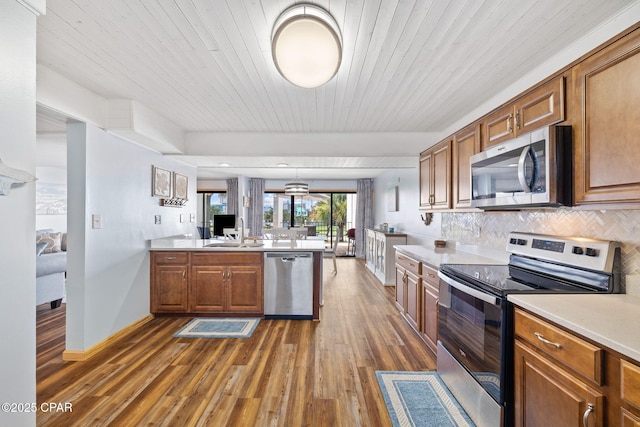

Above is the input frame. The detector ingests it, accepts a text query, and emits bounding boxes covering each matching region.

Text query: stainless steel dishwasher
[264,252,313,319]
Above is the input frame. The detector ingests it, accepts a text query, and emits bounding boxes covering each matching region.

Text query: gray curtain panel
[248,178,265,237]
[226,178,238,216]
[356,178,375,259]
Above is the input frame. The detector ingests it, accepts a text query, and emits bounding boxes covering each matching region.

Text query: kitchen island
[150,236,326,320]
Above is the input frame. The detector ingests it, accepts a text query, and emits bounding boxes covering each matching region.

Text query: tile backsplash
[442,209,640,276]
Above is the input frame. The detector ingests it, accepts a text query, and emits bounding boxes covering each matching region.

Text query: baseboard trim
[62,314,155,361]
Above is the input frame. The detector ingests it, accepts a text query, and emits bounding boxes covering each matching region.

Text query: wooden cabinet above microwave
[483,76,565,149]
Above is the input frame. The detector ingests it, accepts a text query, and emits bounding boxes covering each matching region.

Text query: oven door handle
[438,271,500,306]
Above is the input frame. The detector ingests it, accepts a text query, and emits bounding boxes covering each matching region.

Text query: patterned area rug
[376,371,476,427]
[174,318,260,338]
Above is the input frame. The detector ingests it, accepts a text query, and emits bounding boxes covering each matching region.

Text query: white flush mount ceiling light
[272,4,342,88]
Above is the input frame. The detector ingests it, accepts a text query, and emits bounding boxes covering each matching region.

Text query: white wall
[373,168,441,246]
[65,122,197,351]
[0,2,37,425]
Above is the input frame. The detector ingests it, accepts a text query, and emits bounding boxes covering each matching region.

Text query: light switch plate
[92,214,102,229]
[180,214,184,223]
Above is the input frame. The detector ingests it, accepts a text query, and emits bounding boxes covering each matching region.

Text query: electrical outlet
[155,215,161,225]
[180,214,184,223]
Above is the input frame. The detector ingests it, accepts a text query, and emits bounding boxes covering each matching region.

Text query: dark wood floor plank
[36,258,436,426]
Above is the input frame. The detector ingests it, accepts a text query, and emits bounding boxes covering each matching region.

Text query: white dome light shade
[272,4,342,88]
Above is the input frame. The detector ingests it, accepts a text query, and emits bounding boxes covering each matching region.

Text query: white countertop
[394,244,507,269]
[508,293,640,362]
[150,235,326,252]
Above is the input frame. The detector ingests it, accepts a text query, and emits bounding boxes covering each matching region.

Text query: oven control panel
[506,232,620,272]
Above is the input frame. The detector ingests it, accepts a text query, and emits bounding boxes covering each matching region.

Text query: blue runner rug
[174,318,260,338]
[376,371,476,427]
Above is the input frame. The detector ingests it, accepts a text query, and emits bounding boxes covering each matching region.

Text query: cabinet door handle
[534,332,561,349]
[507,114,513,133]
[515,111,521,130]
[183,271,186,279]
[583,403,594,427]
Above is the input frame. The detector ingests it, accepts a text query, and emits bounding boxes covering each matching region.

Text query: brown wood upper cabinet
[419,138,452,210]
[453,123,481,209]
[483,76,565,149]
[572,28,640,206]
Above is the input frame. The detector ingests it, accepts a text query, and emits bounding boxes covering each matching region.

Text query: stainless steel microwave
[470,125,572,209]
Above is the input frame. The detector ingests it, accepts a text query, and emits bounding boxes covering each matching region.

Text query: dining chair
[291,227,308,240]
[346,228,356,256]
[324,236,339,274]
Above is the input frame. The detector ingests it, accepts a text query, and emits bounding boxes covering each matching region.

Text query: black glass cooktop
[440,260,612,296]
[440,264,538,295]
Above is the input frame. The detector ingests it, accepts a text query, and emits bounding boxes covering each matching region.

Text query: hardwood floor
[37,258,436,426]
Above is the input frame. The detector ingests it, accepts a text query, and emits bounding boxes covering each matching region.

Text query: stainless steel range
[437,232,622,427]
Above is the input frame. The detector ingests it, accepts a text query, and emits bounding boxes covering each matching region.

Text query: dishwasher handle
[265,252,313,259]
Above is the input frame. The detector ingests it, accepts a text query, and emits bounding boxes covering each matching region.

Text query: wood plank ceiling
[36,0,637,179]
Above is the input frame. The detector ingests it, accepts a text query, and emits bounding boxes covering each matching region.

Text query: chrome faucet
[237,217,245,244]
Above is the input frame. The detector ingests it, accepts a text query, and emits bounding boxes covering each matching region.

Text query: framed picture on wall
[173,172,188,200]
[152,166,172,198]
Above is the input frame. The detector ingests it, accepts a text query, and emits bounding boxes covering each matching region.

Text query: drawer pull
[583,403,594,427]
[165,256,177,260]
[534,332,561,349]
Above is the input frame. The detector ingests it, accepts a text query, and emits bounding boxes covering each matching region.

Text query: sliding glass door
[263,192,356,248]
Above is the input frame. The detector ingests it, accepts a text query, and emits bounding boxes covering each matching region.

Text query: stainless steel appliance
[437,232,622,427]
[264,252,313,319]
[470,125,572,209]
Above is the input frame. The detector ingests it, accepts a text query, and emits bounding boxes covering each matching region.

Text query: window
[196,191,227,238]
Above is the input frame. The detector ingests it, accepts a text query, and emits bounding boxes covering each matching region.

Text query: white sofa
[36,230,67,309]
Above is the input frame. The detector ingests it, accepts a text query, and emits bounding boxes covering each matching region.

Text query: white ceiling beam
[184,131,438,157]
[16,0,45,16]
[106,100,184,154]
[36,64,107,129]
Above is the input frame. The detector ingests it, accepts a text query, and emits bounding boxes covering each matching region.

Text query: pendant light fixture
[271,4,342,88]
[284,169,309,196]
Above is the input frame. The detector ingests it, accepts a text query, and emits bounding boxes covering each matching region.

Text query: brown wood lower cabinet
[622,360,640,426]
[151,252,189,312]
[395,253,420,331]
[514,307,640,427]
[514,340,604,427]
[395,252,439,355]
[420,265,439,354]
[151,251,263,316]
